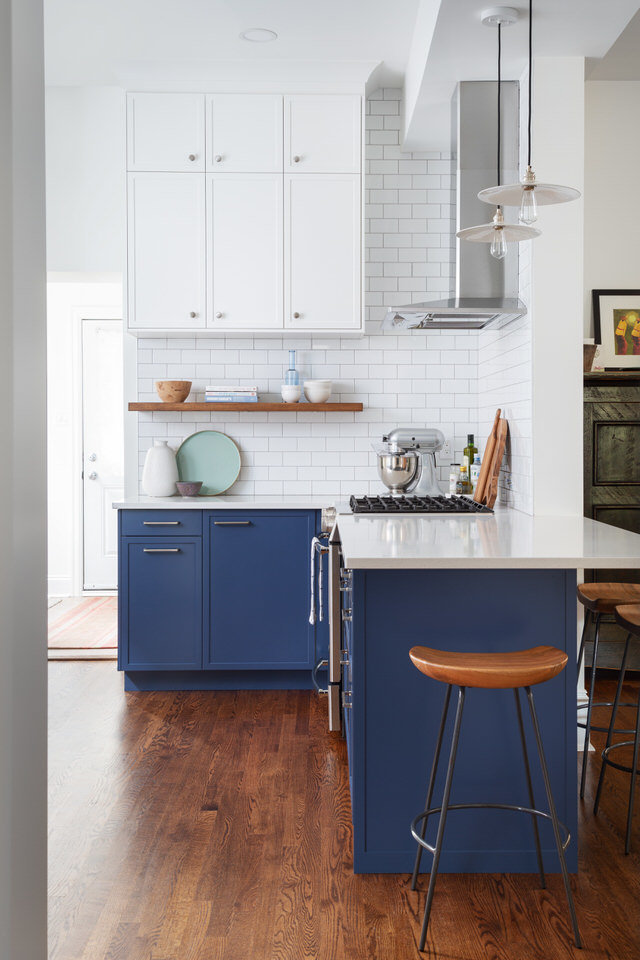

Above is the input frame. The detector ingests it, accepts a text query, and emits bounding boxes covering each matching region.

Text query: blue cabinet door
[119,537,203,670]
[205,511,315,669]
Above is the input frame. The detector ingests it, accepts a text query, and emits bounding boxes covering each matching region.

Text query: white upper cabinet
[285,174,361,330]
[207,174,283,330]
[127,93,205,172]
[127,173,206,329]
[284,95,361,173]
[206,95,283,172]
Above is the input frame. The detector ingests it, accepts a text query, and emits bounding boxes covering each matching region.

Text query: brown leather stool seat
[577,582,640,614]
[409,645,568,690]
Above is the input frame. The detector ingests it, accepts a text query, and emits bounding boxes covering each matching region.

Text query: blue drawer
[120,510,202,537]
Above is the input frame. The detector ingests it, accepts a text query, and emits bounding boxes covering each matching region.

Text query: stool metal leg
[514,688,546,888]
[576,609,590,675]
[411,684,452,891]
[625,688,640,854]
[580,612,601,800]
[594,632,632,816]
[526,686,582,949]
[418,686,466,953]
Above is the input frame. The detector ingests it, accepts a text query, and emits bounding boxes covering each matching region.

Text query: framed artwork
[593,289,640,369]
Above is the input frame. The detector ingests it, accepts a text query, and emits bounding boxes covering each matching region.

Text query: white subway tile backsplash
[134,87,531,512]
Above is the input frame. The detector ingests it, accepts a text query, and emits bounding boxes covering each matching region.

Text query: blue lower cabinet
[205,511,315,669]
[119,537,203,670]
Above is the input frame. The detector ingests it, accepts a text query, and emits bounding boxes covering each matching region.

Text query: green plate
[176,431,241,496]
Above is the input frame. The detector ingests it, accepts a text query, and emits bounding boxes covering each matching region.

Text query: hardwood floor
[49,664,640,959]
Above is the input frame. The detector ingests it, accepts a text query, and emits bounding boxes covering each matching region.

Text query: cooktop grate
[349,495,494,514]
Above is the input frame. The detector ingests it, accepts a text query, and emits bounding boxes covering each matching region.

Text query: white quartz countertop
[114,495,331,511]
[336,512,640,570]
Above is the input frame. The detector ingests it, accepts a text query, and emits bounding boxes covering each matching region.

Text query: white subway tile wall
[135,89,533,510]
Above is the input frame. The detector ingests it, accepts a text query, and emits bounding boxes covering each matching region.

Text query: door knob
[188,154,196,161]
[215,312,223,319]
[215,155,222,162]
[293,155,301,163]
[293,312,300,319]
[88,453,97,462]
[190,311,198,318]
[88,472,98,481]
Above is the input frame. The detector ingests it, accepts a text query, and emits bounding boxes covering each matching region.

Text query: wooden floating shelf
[128,401,364,413]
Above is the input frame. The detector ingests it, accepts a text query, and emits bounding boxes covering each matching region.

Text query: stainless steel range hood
[384,81,526,332]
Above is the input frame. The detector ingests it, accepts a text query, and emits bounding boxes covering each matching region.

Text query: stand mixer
[372,428,444,496]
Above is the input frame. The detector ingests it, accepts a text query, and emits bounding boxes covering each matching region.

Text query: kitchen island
[334,510,640,874]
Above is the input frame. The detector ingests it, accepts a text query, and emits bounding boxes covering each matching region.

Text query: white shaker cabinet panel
[285,175,361,330]
[207,175,283,330]
[127,93,205,172]
[284,95,361,173]
[127,174,206,330]
[206,95,283,172]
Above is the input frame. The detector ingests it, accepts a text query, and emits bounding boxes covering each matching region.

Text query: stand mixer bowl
[375,448,419,494]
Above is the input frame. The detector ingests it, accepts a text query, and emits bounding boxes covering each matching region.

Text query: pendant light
[477,0,581,221]
[457,8,540,259]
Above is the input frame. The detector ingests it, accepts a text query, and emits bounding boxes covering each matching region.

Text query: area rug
[48,597,117,650]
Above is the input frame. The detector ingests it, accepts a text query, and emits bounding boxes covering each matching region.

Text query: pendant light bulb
[490,207,507,259]
[519,185,538,225]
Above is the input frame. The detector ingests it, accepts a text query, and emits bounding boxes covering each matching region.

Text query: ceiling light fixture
[457,7,540,260]
[477,0,580,223]
[239,27,278,43]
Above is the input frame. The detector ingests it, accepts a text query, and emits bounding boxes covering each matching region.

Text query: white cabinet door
[127,93,205,172]
[284,95,361,173]
[207,174,283,330]
[285,175,361,330]
[206,95,283,172]
[127,174,206,330]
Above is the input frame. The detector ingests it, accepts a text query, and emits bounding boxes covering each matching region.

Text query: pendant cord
[497,21,502,193]
[527,0,532,167]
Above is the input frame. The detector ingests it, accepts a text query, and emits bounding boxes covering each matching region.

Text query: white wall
[584,80,640,337]
[530,58,585,516]
[0,0,48,956]
[45,86,126,273]
[47,279,123,594]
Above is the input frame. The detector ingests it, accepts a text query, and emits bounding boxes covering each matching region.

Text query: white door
[127,173,206,330]
[207,174,283,330]
[284,95,361,173]
[127,92,205,172]
[206,95,283,172]
[285,174,361,330]
[82,320,124,590]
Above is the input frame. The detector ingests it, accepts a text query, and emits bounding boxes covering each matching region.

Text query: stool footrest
[577,700,637,736]
[601,740,640,777]
[411,803,571,854]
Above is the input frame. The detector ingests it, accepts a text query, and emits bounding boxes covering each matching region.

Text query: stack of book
[204,385,259,403]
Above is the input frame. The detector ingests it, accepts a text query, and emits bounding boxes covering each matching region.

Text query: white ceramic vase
[142,440,179,497]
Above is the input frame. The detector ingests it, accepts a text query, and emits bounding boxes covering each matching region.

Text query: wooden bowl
[155,380,192,403]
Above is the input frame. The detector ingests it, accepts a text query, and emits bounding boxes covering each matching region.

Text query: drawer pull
[143,548,181,553]
[214,521,252,526]
[142,521,180,526]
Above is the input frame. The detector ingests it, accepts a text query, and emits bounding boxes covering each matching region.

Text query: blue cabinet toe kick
[123,670,316,691]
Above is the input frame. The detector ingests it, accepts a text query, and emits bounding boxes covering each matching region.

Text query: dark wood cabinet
[584,372,640,666]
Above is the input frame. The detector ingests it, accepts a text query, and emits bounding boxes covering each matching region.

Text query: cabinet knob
[293,312,300,319]
[88,471,98,481]
[215,311,223,319]
[215,154,222,163]
[190,311,198,318]
[88,452,97,462]
[188,154,196,161]
[293,155,301,163]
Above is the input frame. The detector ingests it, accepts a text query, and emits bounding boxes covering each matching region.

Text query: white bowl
[281,383,301,403]
[303,380,332,403]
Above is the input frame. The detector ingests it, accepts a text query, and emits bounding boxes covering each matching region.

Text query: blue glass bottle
[285,350,299,386]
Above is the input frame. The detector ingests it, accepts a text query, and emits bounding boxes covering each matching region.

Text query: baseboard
[48,649,117,661]
[48,576,73,596]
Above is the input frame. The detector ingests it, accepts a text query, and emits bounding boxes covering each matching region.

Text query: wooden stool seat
[615,603,640,637]
[577,582,640,614]
[409,645,568,689]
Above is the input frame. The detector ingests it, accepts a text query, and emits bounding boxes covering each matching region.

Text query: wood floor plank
[49,663,640,960]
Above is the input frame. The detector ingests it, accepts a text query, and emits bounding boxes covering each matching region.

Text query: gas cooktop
[349,494,494,514]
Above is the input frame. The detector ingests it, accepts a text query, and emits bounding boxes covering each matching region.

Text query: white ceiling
[587,8,640,79]
[43,0,421,88]
[404,0,640,149]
